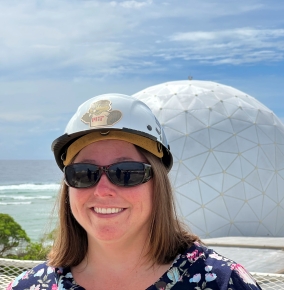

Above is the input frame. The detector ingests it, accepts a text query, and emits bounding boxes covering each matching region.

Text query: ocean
[0,160,63,241]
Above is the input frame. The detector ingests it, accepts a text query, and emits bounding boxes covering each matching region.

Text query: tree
[0,213,30,257]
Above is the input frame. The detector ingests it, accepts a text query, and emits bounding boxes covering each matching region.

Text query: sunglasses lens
[65,164,100,188]
[108,162,147,186]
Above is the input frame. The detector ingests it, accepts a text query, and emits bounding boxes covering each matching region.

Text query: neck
[75,233,152,273]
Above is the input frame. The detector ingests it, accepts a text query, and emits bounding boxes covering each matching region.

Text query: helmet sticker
[81,100,122,127]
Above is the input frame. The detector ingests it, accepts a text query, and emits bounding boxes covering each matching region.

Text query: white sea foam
[0,183,60,191]
[0,201,32,205]
[0,194,53,200]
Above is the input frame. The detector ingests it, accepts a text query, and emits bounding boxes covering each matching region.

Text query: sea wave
[0,194,53,200]
[0,183,61,191]
[0,201,32,205]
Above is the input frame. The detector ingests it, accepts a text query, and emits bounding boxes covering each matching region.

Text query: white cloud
[0,0,283,81]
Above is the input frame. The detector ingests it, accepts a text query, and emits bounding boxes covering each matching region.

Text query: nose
[92,171,116,197]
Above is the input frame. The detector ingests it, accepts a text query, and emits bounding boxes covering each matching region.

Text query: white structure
[133,80,284,238]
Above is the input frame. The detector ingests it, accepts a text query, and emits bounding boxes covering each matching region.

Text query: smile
[93,207,124,214]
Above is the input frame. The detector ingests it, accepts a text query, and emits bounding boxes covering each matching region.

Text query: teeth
[94,207,123,214]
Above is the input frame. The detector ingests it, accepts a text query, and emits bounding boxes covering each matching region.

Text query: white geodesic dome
[133,80,284,238]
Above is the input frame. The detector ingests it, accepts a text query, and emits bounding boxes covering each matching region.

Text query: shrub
[0,213,30,257]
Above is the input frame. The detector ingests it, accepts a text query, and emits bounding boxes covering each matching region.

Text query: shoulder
[6,261,58,290]
[152,243,261,289]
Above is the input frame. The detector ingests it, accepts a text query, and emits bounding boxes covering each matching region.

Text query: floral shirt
[6,243,262,290]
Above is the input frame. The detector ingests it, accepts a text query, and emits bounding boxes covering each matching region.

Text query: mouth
[93,207,124,215]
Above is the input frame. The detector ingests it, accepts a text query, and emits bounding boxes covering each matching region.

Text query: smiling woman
[6,94,262,290]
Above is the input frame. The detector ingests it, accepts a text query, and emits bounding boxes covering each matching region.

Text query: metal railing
[1,258,284,290]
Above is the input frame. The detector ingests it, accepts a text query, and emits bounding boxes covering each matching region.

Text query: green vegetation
[0,213,55,260]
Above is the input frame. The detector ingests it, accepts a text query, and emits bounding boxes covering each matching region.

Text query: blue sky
[0,0,283,160]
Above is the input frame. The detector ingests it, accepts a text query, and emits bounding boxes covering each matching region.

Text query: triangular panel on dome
[163,93,188,111]
[200,152,223,176]
[189,108,212,127]
[263,174,279,203]
[222,173,242,193]
[186,113,208,134]
[276,224,284,236]
[261,144,276,168]
[158,107,184,124]
[209,128,232,148]
[223,196,244,219]
[255,223,273,236]
[228,224,244,236]
[176,179,203,205]
[210,224,232,238]
[233,221,259,235]
[182,136,209,159]
[241,107,259,123]
[279,169,284,180]
[237,125,258,143]
[240,156,255,178]
[209,110,230,128]
[230,118,253,134]
[241,147,258,166]
[165,112,188,135]
[222,102,240,117]
[256,110,274,125]
[189,128,211,149]
[261,196,278,220]
[277,174,284,200]
[236,135,257,153]
[214,136,239,153]
[186,96,209,111]
[198,92,220,107]
[244,182,262,200]
[211,100,228,116]
[258,169,275,193]
[183,152,209,176]
[223,181,246,200]
[258,124,276,141]
[276,146,284,170]
[184,218,207,238]
[186,208,208,233]
[201,173,223,193]
[203,208,230,233]
[163,125,185,143]
[205,196,230,220]
[276,206,284,235]
[256,126,275,145]
[213,151,238,171]
[174,190,201,217]
[199,180,220,204]
[261,209,278,235]
[276,127,284,144]
[257,147,274,170]
[234,203,259,222]
[226,156,242,178]
[211,118,234,134]
[247,195,263,219]
[167,135,186,160]
[245,170,263,191]
[174,163,196,187]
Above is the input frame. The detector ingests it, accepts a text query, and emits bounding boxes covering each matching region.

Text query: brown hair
[48,148,200,267]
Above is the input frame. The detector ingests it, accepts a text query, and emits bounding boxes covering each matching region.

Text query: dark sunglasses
[64,161,152,188]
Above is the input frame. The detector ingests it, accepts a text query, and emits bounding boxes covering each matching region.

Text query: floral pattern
[6,243,262,290]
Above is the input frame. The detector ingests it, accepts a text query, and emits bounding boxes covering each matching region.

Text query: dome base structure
[133,80,284,238]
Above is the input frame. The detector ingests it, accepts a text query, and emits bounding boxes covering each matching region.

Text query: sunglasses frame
[64,161,152,188]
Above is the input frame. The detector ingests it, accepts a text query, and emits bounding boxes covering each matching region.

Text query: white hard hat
[52,93,173,171]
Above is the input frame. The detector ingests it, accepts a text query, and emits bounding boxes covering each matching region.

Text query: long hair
[48,147,200,267]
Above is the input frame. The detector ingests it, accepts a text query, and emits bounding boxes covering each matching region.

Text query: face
[68,139,153,245]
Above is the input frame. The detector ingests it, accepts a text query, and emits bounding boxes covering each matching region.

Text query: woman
[7,94,262,289]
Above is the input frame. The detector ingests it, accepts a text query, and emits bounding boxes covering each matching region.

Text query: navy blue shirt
[7,243,262,289]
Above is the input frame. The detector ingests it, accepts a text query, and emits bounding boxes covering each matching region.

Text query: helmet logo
[81,100,122,127]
